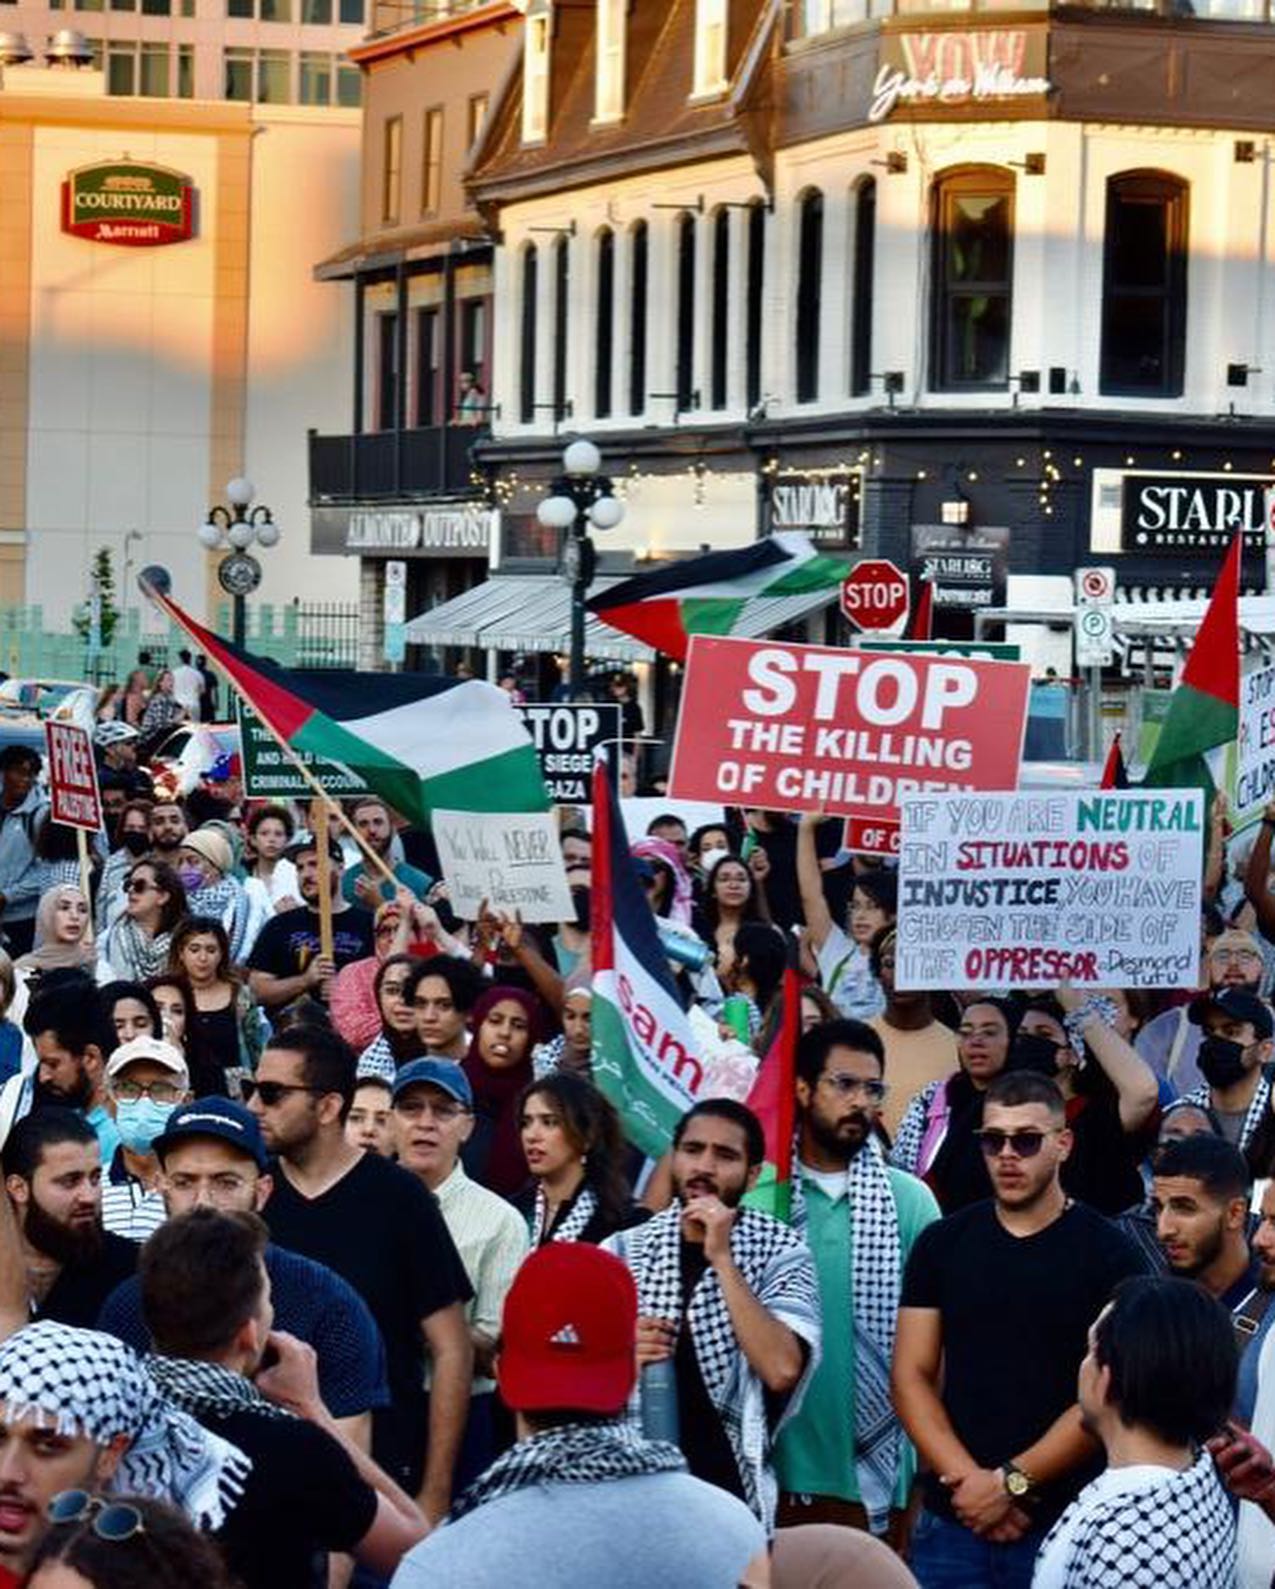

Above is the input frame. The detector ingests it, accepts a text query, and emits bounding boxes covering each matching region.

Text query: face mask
[1198,1034,1249,1091]
[570,886,591,934]
[120,831,149,857]
[177,865,205,893]
[1010,1032,1063,1077]
[700,846,729,869]
[114,1097,177,1156]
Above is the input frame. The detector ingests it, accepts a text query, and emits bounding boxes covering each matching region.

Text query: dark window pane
[931,172,1013,391]
[710,210,729,410]
[675,213,696,411]
[416,307,438,425]
[745,203,764,410]
[796,191,823,402]
[1110,198,1168,289]
[946,294,1010,385]
[378,313,399,431]
[947,194,1010,285]
[553,237,570,421]
[1100,175,1187,398]
[1103,296,1168,390]
[851,179,875,397]
[595,230,614,419]
[520,248,538,424]
[628,222,648,417]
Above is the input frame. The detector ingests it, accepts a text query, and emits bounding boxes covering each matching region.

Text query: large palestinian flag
[590,758,704,1157]
[143,579,548,825]
[742,964,801,1222]
[587,532,853,662]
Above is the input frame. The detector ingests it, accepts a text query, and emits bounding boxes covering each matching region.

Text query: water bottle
[655,919,712,971]
[640,1358,681,1445]
[721,994,752,1043]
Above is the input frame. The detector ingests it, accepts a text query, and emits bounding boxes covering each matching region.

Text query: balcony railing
[366,0,491,40]
[308,424,485,502]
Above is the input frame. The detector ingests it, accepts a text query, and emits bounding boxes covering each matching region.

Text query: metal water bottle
[640,1359,680,1445]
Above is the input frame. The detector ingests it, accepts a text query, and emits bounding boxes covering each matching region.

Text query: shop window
[1100,171,1188,398]
[710,208,729,410]
[931,166,1014,391]
[850,176,876,396]
[519,245,539,424]
[675,211,696,411]
[795,188,823,403]
[628,219,648,417]
[745,200,765,411]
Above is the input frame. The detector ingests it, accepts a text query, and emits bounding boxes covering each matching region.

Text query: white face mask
[700,847,730,872]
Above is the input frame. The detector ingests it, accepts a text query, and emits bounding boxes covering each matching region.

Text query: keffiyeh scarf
[188,879,250,964]
[357,1033,398,1083]
[1181,1069,1273,1151]
[449,1420,685,1522]
[606,1206,821,1530]
[531,1183,598,1247]
[0,1323,250,1529]
[791,1136,901,1533]
[145,1354,294,1424]
[105,917,173,982]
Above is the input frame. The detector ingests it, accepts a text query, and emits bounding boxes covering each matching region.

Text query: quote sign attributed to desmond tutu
[895,789,1204,991]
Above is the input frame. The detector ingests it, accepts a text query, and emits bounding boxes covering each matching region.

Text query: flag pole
[309,796,336,966]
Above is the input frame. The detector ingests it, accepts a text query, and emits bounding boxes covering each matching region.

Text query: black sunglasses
[976,1128,1059,1159]
[47,1490,144,1542]
[241,1079,324,1107]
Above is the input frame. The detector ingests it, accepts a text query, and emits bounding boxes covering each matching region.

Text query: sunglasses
[976,1128,1060,1159]
[124,879,155,896]
[241,1079,324,1107]
[818,1073,888,1103]
[47,1490,144,1542]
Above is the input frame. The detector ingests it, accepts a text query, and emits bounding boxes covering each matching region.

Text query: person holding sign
[247,838,374,1016]
[797,814,892,1023]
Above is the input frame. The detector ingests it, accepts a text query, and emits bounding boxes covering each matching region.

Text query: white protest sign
[433,809,574,923]
[1237,663,1275,822]
[896,788,1204,991]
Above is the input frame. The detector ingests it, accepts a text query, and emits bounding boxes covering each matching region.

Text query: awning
[403,574,840,661]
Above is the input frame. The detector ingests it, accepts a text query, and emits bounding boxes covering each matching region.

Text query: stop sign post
[840,558,910,633]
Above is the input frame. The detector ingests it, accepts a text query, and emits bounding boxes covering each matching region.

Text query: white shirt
[1241,1325,1275,1588]
[172,663,203,718]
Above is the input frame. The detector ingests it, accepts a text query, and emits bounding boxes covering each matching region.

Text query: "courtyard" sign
[61,162,195,247]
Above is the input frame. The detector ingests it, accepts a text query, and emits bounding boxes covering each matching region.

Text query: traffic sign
[1075,566,1116,607]
[840,558,910,632]
[1075,605,1114,668]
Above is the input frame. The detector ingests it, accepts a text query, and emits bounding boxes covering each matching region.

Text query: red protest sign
[668,635,1031,825]
[45,722,102,832]
[840,558,909,632]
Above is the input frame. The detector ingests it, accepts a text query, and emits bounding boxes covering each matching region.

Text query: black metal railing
[309,424,484,502]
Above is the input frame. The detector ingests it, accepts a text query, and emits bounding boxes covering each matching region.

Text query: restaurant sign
[767,472,862,548]
[1119,471,1270,557]
[869,29,1051,123]
[61,162,195,247]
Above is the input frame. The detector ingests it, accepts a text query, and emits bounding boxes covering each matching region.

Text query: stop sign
[840,558,910,632]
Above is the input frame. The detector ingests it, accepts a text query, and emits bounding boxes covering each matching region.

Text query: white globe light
[562,439,601,478]
[588,494,625,531]
[537,495,578,531]
[227,521,255,550]
[196,520,223,550]
[254,520,280,549]
[225,477,255,508]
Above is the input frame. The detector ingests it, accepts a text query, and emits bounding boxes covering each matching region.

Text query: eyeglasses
[818,1073,888,1103]
[47,1490,145,1543]
[394,1097,467,1122]
[241,1079,323,1107]
[124,879,155,896]
[1210,948,1263,965]
[111,1079,182,1104]
[976,1128,1061,1159]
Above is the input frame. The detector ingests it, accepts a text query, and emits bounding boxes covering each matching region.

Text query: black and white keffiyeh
[449,1419,685,1521]
[1181,1070,1272,1151]
[531,1184,599,1247]
[791,1134,901,1533]
[357,1033,397,1084]
[605,1205,821,1530]
[145,1354,294,1424]
[0,1323,251,1529]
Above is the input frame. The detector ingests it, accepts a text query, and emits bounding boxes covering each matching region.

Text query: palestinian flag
[908,577,934,641]
[590,758,703,1158]
[1100,732,1129,790]
[742,965,801,1222]
[587,532,853,663]
[142,580,548,826]
[1143,534,1241,800]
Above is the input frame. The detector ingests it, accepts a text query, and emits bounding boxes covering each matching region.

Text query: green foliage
[72,547,121,649]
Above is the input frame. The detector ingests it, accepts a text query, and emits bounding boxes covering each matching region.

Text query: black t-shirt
[1062,1090,1150,1216]
[261,1152,472,1490]
[751,819,848,932]
[247,905,374,981]
[674,1241,746,1501]
[901,1199,1145,1524]
[37,1232,137,1329]
[205,1407,377,1589]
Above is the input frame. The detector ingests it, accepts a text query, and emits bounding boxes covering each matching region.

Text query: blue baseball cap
[391,1058,473,1108]
[152,1097,269,1171]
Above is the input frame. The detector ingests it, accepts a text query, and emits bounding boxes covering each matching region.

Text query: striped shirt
[100,1150,166,1244]
[432,1161,528,1395]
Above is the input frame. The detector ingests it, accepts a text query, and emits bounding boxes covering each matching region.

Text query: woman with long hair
[100,861,186,983]
[15,885,97,991]
[120,668,150,729]
[697,854,768,984]
[356,953,424,1081]
[138,668,185,746]
[29,1494,238,1589]
[461,984,542,1198]
[144,971,226,1097]
[99,980,162,1047]
[169,915,264,1081]
[517,1071,641,1245]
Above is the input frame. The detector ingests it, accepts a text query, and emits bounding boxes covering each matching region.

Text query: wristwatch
[1001,1462,1036,1501]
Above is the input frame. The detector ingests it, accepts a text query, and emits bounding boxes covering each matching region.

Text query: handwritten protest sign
[668,635,1031,828]
[44,722,102,831]
[433,809,574,923]
[896,789,1204,991]
[1236,663,1275,825]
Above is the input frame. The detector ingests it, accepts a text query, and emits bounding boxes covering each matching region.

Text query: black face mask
[570,886,591,934]
[1010,1032,1064,1077]
[120,830,150,857]
[1198,1034,1249,1091]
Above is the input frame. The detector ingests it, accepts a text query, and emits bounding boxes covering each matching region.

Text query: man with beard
[604,1099,821,1531]
[1239,1177,1275,1427]
[775,1019,939,1545]
[23,977,120,1164]
[342,797,429,910]
[147,797,188,862]
[1178,987,1274,1152]
[1136,926,1267,1096]
[0,1110,136,1329]
[247,837,374,1014]
[893,1071,1144,1589]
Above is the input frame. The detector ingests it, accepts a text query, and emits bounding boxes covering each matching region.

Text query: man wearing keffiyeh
[774,1017,939,1548]
[603,1099,821,1533]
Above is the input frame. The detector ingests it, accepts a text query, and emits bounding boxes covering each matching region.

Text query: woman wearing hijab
[176,831,251,965]
[15,885,98,992]
[461,984,542,1198]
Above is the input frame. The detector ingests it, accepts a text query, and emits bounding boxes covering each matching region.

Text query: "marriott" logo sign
[61,162,195,247]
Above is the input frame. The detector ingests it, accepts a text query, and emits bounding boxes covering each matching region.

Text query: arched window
[628,220,648,417]
[553,234,570,421]
[795,188,823,403]
[850,177,875,397]
[519,243,538,423]
[931,167,1014,391]
[594,228,615,419]
[745,200,765,411]
[710,208,730,410]
[1100,171,1188,398]
[675,211,697,411]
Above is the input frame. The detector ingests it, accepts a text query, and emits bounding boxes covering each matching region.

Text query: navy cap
[391,1058,473,1108]
[1188,987,1274,1040]
[152,1097,269,1171]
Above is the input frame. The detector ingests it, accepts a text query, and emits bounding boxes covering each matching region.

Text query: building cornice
[351,0,518,67]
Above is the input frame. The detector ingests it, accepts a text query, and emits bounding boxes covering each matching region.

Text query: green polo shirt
[775,1162,939,1508]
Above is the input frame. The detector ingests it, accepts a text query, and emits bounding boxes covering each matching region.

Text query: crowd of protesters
[0,692,1265,1588]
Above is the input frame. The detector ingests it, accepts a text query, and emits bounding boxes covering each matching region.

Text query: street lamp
[536,439,624,700]
[199,478,279,648]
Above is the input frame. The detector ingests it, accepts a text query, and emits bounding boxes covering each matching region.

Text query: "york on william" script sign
[868,29,1051,123]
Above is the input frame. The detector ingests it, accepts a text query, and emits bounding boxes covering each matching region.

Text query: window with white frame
[595,0,625,121]
[523,7,551,143]
[693,0,726,97]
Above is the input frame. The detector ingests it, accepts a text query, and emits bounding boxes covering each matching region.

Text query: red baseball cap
[498,1245,638,1415]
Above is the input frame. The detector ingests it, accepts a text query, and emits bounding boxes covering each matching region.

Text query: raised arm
[796,813,833,950]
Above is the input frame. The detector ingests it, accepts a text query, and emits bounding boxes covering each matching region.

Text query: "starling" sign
[61,161,195,247]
